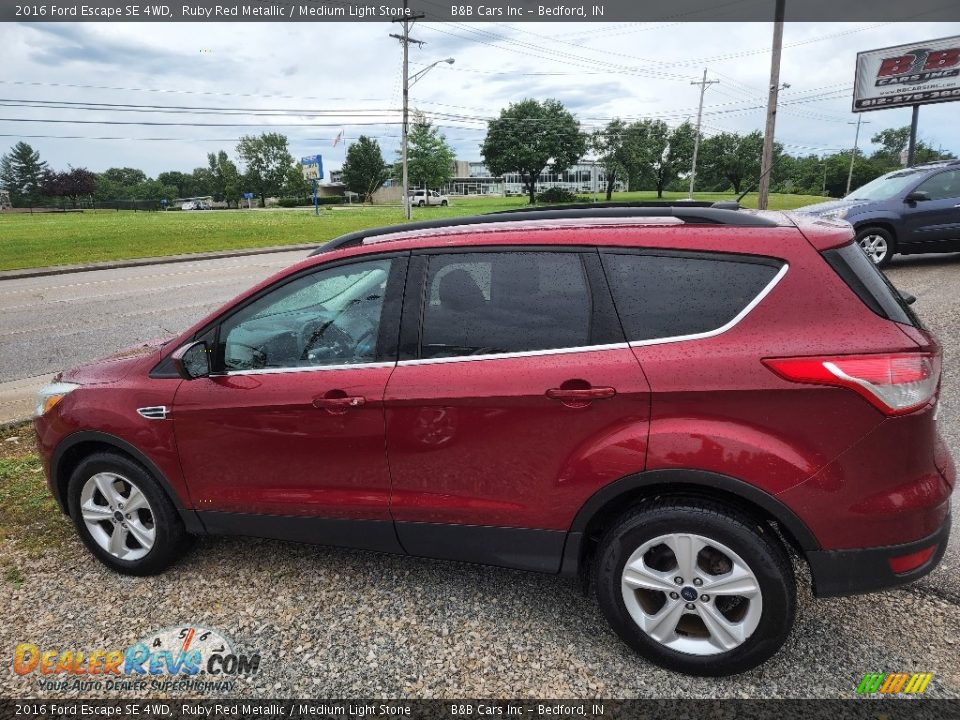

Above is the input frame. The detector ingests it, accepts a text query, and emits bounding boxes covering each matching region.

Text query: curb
[0,243,319,281]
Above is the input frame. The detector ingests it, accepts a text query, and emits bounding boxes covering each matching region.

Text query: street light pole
[390,0,425,221]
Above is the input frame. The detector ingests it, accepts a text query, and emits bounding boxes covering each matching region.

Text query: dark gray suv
[796,160,960,267]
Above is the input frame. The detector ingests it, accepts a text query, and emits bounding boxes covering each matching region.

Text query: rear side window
[601,252,781,343]
[822,243,920,327]
[419,251,592,358]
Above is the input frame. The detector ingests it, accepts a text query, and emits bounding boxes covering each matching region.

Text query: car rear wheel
[418,200,426,207]
[594,499,796,675]
[441,200,448,206]
[856,226,895,267]
[67,452,189,575]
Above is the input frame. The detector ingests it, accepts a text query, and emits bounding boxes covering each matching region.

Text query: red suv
[34,204,954,675]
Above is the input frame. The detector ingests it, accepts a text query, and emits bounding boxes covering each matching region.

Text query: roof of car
[310,202,792,257]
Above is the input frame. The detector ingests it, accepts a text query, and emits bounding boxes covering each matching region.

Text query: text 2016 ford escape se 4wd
[35,203,954,676]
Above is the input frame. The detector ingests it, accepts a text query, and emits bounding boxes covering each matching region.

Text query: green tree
[699,131,768,194]
[207,151,241,206]
[0,142,48,205]
[481,98,587,204]
[283,164,311,199]
[341,136,389,203]
[593,119,628,200]
[190,167,214,198]
[397,112,456,191]
[623,120,695,198]
[236,133,296,207]
[101,167,147,188]
[869,125,955,168]
[157,171,192,198]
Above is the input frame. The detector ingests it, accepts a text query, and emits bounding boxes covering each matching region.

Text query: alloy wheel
[858,234,888,265]
[79,472,156,561]
[620,532,763,655]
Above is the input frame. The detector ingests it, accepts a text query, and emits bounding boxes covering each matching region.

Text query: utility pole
[757,0,785,210]
[845,116,871,196]
[688,68,719,199]
[391,0,425,221]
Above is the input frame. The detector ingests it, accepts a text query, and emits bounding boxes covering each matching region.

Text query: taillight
[763,353,940,416]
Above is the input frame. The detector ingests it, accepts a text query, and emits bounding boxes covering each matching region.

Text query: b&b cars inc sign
[853,36,960,112]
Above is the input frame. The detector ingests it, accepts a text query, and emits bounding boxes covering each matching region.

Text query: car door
[384,248,651,572]
[173,253,407,552]
[901,169,960,249]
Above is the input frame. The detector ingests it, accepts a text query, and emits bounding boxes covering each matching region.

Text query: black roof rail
[311,201,773,256]
[911,158,960,168]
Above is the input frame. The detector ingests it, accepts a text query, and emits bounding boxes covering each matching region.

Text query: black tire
[595,499,796,676]
[855,226,896,268]
[418,200,425,207]
[441,200,448,206]
[66,452,189,575]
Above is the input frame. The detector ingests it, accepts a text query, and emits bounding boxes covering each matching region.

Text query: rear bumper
[807,511,951,597]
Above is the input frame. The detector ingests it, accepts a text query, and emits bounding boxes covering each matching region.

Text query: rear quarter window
[600,251,783,343]
[821,243,920,328]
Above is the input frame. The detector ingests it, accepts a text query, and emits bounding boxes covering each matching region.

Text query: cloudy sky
[1,20,959,178]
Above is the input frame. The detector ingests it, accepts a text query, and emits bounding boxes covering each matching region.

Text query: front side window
[914,170,960,201]
[419,252,592,358]
[602,252,781,343]
[219,258,392,371]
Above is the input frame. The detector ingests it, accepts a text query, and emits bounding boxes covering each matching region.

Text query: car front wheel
[595,499,796,675]
[67,452,189,575]
[855,226,895,267]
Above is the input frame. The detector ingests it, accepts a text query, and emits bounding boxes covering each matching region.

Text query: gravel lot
[1,252,959,700]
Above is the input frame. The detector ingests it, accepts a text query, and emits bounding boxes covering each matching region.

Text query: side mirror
[171,341,211,380]
[904,190,931,203]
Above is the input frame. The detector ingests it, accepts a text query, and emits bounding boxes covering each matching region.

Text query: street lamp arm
[409,57,455,86]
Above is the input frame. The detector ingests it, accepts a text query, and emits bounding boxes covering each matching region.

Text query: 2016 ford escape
[34,203,954,675]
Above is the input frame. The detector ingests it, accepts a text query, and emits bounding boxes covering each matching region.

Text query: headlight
[822,207,850,220]
[35,382,79,417]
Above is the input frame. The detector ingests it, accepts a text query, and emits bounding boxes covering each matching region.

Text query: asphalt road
[0,249,958,698]
[0,250,307,384]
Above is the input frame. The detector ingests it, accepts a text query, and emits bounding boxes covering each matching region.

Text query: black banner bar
[2,700,959,720]
[4,0,960,23]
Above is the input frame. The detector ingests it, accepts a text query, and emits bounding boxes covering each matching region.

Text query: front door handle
[313,393,366,415]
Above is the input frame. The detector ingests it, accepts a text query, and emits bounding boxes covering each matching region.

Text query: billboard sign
[853,36,960,112]
[301,155,324,181]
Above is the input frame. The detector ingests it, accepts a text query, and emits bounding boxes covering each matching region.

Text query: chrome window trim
[627,262,789,349]
[396,342,631,366]
[223,361,396,377]
[218,263,787,373]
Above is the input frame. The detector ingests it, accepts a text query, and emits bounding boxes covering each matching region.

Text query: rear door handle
[546,387,617,400]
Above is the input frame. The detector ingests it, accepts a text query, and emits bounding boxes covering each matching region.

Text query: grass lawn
[0,191,827,271]
[0,423,70,585]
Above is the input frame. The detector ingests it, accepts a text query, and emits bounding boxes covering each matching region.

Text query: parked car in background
[181,200,212,211]
[794,159,960,266]
[35,203,953,676]
[409,189,449,207]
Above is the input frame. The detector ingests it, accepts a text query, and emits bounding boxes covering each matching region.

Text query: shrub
[536,187,578,204]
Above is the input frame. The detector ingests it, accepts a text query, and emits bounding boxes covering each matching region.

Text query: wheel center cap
[680,586,698,602]
[113,511,124,522]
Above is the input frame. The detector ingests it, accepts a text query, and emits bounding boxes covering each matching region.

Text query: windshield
[845,170,924,201]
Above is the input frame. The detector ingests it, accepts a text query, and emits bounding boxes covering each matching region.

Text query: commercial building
[441,160,626,196]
